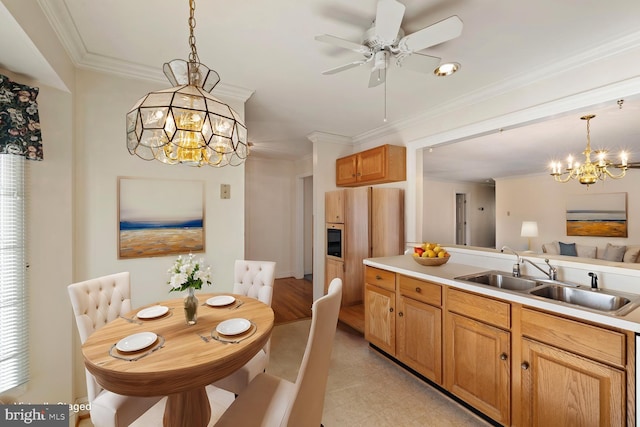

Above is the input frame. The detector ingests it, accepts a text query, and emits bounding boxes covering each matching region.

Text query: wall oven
[326,223,344,261]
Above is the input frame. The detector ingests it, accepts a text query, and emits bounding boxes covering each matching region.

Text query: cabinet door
[520,338,625,427]
[325,190,344,223]
[444,312,510,425]
[357,146,386,182]
[397,295,442,384]
[364,283,395,355]
[336,155,357,186]
[325,258,344,295]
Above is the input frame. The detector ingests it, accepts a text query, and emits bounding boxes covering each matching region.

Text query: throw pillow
[623,246,640,263]
[559,242,577,256]
[603,243,627,262]
[576,244,597,259]
[542,241,559,255]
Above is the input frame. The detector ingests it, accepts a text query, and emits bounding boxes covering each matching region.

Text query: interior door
[456,193,467,245]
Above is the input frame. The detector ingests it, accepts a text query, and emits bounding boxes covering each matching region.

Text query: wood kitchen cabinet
[336,144,406,187]
[396,275,442,384]
[444,288,511,425]
[518,307,628,426]
[364,266,396,355]
[324,257,344,295]
[325,190,344,223]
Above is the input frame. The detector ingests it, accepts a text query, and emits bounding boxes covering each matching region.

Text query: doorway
[455,193,467,245]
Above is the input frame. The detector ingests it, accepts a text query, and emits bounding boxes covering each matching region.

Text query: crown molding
[306,131,352,145]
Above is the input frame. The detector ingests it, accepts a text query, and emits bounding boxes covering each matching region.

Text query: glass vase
[184,287,198,325]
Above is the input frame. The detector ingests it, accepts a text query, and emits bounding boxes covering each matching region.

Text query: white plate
[116,332,158,352]
[207,295,236,307]
[137,305,169,319]
[216,318,251,336]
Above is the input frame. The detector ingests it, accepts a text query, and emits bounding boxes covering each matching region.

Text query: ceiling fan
[315,0,463,88]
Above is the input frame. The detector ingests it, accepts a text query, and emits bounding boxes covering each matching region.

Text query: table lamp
[520,221,538,251]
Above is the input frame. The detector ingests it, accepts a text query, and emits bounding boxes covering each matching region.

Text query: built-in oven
[326,223,344,261]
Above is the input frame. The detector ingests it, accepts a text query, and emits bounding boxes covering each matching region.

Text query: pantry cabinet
[364,267,396,355]
[336,144,406,187]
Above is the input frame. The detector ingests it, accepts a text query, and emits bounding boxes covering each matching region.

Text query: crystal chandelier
[126,0,248,167]
[550,114,628,187]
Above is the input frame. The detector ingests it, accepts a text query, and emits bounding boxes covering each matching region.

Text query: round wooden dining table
[82,293,274,427]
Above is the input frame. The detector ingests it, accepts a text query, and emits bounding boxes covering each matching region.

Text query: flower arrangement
[167,253,212,292]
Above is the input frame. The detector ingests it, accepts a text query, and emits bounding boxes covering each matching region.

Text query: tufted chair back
[233,260,276,305]
[68,272,132,401]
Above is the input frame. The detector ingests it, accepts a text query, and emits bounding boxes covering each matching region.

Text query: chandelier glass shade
[550,114,628,187]
[126,0,248,167]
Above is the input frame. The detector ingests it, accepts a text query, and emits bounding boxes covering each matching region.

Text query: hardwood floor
[272,277,313,325]
[273,276,365,333]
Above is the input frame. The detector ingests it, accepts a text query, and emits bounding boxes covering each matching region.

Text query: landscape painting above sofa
[566,192,627,238]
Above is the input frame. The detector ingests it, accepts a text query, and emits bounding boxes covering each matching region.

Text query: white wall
[496,172,640,253]
[244,156,295,277]
[422,178,495,247]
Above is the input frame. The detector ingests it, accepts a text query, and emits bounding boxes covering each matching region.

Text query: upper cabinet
[336,144,406,187]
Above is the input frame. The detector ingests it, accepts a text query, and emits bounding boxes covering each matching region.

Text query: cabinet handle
[375,275,382,280]
[398,312,403,317]
[389,307,394,313]
[521,362,530,370]
[415,287,421,293]
[500,353,508,361]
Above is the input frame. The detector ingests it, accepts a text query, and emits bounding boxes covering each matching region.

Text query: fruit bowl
[412,255,449,266]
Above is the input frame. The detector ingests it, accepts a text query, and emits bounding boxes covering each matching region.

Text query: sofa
[542,241,640,263]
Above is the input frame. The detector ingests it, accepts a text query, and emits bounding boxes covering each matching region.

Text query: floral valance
[0,73,43,160]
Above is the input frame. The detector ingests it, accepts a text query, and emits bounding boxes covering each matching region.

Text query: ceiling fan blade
[396,52,441,73]
[314,34,371,54]
[368,66,386,88]
[375,0,406,44]
[322,60,369,75]
[399,15,463,53]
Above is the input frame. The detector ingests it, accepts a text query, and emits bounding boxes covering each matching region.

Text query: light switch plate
[220,184,231,199]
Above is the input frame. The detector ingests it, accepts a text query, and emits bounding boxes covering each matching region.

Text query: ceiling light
[126,0,248,167]
[550,114,628,187]
[433,62,460,77]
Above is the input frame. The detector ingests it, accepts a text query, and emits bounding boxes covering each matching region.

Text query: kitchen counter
[364,254,640,333]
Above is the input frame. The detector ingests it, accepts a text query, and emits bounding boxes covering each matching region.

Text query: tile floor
[79,320,491,426]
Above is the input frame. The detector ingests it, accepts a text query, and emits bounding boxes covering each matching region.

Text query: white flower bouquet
[167,253,212,292]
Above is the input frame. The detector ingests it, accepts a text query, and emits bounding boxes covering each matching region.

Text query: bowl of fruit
[411,243,450,266]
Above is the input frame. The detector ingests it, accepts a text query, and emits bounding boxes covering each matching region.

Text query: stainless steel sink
[529,285,634,313]
[455,271,540,292]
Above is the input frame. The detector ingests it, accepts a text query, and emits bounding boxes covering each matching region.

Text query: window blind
[0,153,28,393]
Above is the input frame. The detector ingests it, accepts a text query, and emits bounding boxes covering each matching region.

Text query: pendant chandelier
[550,114,628,187]
[126,0,248,167]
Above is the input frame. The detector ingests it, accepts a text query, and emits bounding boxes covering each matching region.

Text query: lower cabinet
[324,257,344,294]
[444,291,511,425]
[397,275,442,384]
[363,266,635,426]
[520,338,625,426]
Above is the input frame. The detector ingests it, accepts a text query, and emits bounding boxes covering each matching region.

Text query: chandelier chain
[188,0,199,64]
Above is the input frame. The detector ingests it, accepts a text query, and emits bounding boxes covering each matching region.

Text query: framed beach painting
[118,177,205,259]
[566,192,627,237]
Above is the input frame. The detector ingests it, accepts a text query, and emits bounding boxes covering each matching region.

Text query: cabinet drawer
[365,267,395,292]
[521,308,626,367]
[399,275,441,306]
[446,288,510,329]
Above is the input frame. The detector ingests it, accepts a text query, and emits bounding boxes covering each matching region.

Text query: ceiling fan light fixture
[433,62,460,77]
[126,0,248,167]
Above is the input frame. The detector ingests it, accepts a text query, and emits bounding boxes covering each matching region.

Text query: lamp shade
[520,221,539,238]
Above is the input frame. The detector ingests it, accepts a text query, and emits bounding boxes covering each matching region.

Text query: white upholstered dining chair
[212,259,277,395]
[67,272,161,427]
[213,277,343,427]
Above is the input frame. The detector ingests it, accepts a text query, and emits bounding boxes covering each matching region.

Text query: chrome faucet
[522,258,558,280]
[501,246,521,277]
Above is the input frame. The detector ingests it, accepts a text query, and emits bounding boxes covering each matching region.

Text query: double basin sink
[454,270,640,316]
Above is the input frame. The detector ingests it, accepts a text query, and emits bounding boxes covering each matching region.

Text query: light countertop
[364,254,640,333]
